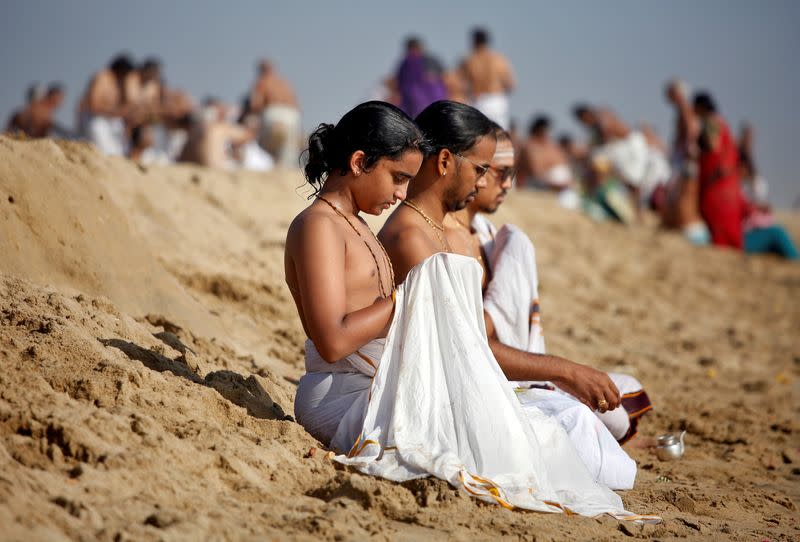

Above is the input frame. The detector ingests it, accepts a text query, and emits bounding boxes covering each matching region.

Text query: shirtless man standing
[249,59,301,167]
[661,79,709,244]
[78,55,135,155]
[460,28,514,129]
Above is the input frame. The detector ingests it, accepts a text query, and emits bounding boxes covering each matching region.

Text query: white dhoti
[304,253,655,521]
[84,115,127,156]
[473,93,510,130]
[259,104,301,168]
[474,216,653,444]
[594,131,649,187]
[239,140,275,172]
[295,339,383,448]
[642,148,671,191]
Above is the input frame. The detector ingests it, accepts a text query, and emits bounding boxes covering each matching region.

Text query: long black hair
[414,100,495,158]
[302,101,427,194]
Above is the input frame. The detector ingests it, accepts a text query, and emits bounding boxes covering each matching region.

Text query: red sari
[697,116,744,248]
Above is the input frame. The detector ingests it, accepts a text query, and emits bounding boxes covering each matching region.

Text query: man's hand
[551,361,620,413]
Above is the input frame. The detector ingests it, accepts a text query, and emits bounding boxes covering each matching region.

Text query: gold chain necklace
[403,200,452,253]
[453,215,484,262]
[317,196,395,297]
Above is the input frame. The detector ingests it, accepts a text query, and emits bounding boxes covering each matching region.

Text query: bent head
[529,114,550,140]
[572,103,595,126]
[303,101,427,215]
[109,54,135,81]
[26,83,46,105]
[472,27,490,48]
[140,58,162,84]
[470,125,514,214]
[415,100,497,212]
[45,83,65,110]
[665,78,688,105]
[692,91,717,118]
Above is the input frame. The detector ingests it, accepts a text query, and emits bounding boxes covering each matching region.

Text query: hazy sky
[2,1,798,206]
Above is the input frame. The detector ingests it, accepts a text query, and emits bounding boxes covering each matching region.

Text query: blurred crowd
[4,55,301,172]
[377,28,796,260]
[4,28,796,260]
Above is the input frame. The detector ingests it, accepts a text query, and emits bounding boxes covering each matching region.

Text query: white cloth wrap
[259,104,301,168]
[85,115,127,156]
[473,93,510,130]
[476,218,546,355]
[328,253,654,521]
[543,164,573,187]
[593,131,649,187]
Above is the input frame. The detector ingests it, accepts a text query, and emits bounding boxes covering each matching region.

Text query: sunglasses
[490,166,516,182]
[456,153,490,180]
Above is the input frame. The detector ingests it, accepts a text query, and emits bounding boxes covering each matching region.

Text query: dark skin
[381,136,620,413]
[285,149,423,362]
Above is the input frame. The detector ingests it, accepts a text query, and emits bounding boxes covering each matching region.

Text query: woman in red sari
[693,92,744,249]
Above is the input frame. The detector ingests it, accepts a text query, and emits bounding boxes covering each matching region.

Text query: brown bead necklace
[317,195,395,298]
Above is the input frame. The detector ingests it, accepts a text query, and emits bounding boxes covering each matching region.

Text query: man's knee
[595,407,631,441]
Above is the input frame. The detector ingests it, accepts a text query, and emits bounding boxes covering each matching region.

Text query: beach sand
[1,135,798,541]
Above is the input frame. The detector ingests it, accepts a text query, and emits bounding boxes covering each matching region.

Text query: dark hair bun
[301,101,426,193]
[304,123,336,189]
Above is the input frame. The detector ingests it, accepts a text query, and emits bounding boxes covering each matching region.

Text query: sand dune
[0,136,798,541]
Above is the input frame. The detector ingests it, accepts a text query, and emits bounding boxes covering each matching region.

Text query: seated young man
[445,125,652,444]
[379,101,639,492]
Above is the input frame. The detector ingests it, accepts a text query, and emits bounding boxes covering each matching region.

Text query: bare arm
[500,56,515,93]
[484,303,620,410]
[87,73,124,117]
[290,214,394,362]
[249,78,266,112]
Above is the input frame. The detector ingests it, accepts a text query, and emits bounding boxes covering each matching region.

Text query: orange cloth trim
[356,352,376,369]
[626,404,654,419]
[621,390,645,399]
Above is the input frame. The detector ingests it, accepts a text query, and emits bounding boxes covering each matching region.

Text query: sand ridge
[0,136,798,540]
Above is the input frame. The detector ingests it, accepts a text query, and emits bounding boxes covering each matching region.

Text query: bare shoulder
[286,204,341,250]
[379,208,439,283]
[379,206,417,245]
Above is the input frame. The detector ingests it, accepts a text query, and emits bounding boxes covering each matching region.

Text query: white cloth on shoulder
[475,216,545,355]
[328,253,655,522]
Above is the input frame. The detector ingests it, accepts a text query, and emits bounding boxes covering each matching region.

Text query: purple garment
[396,52,447,118]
